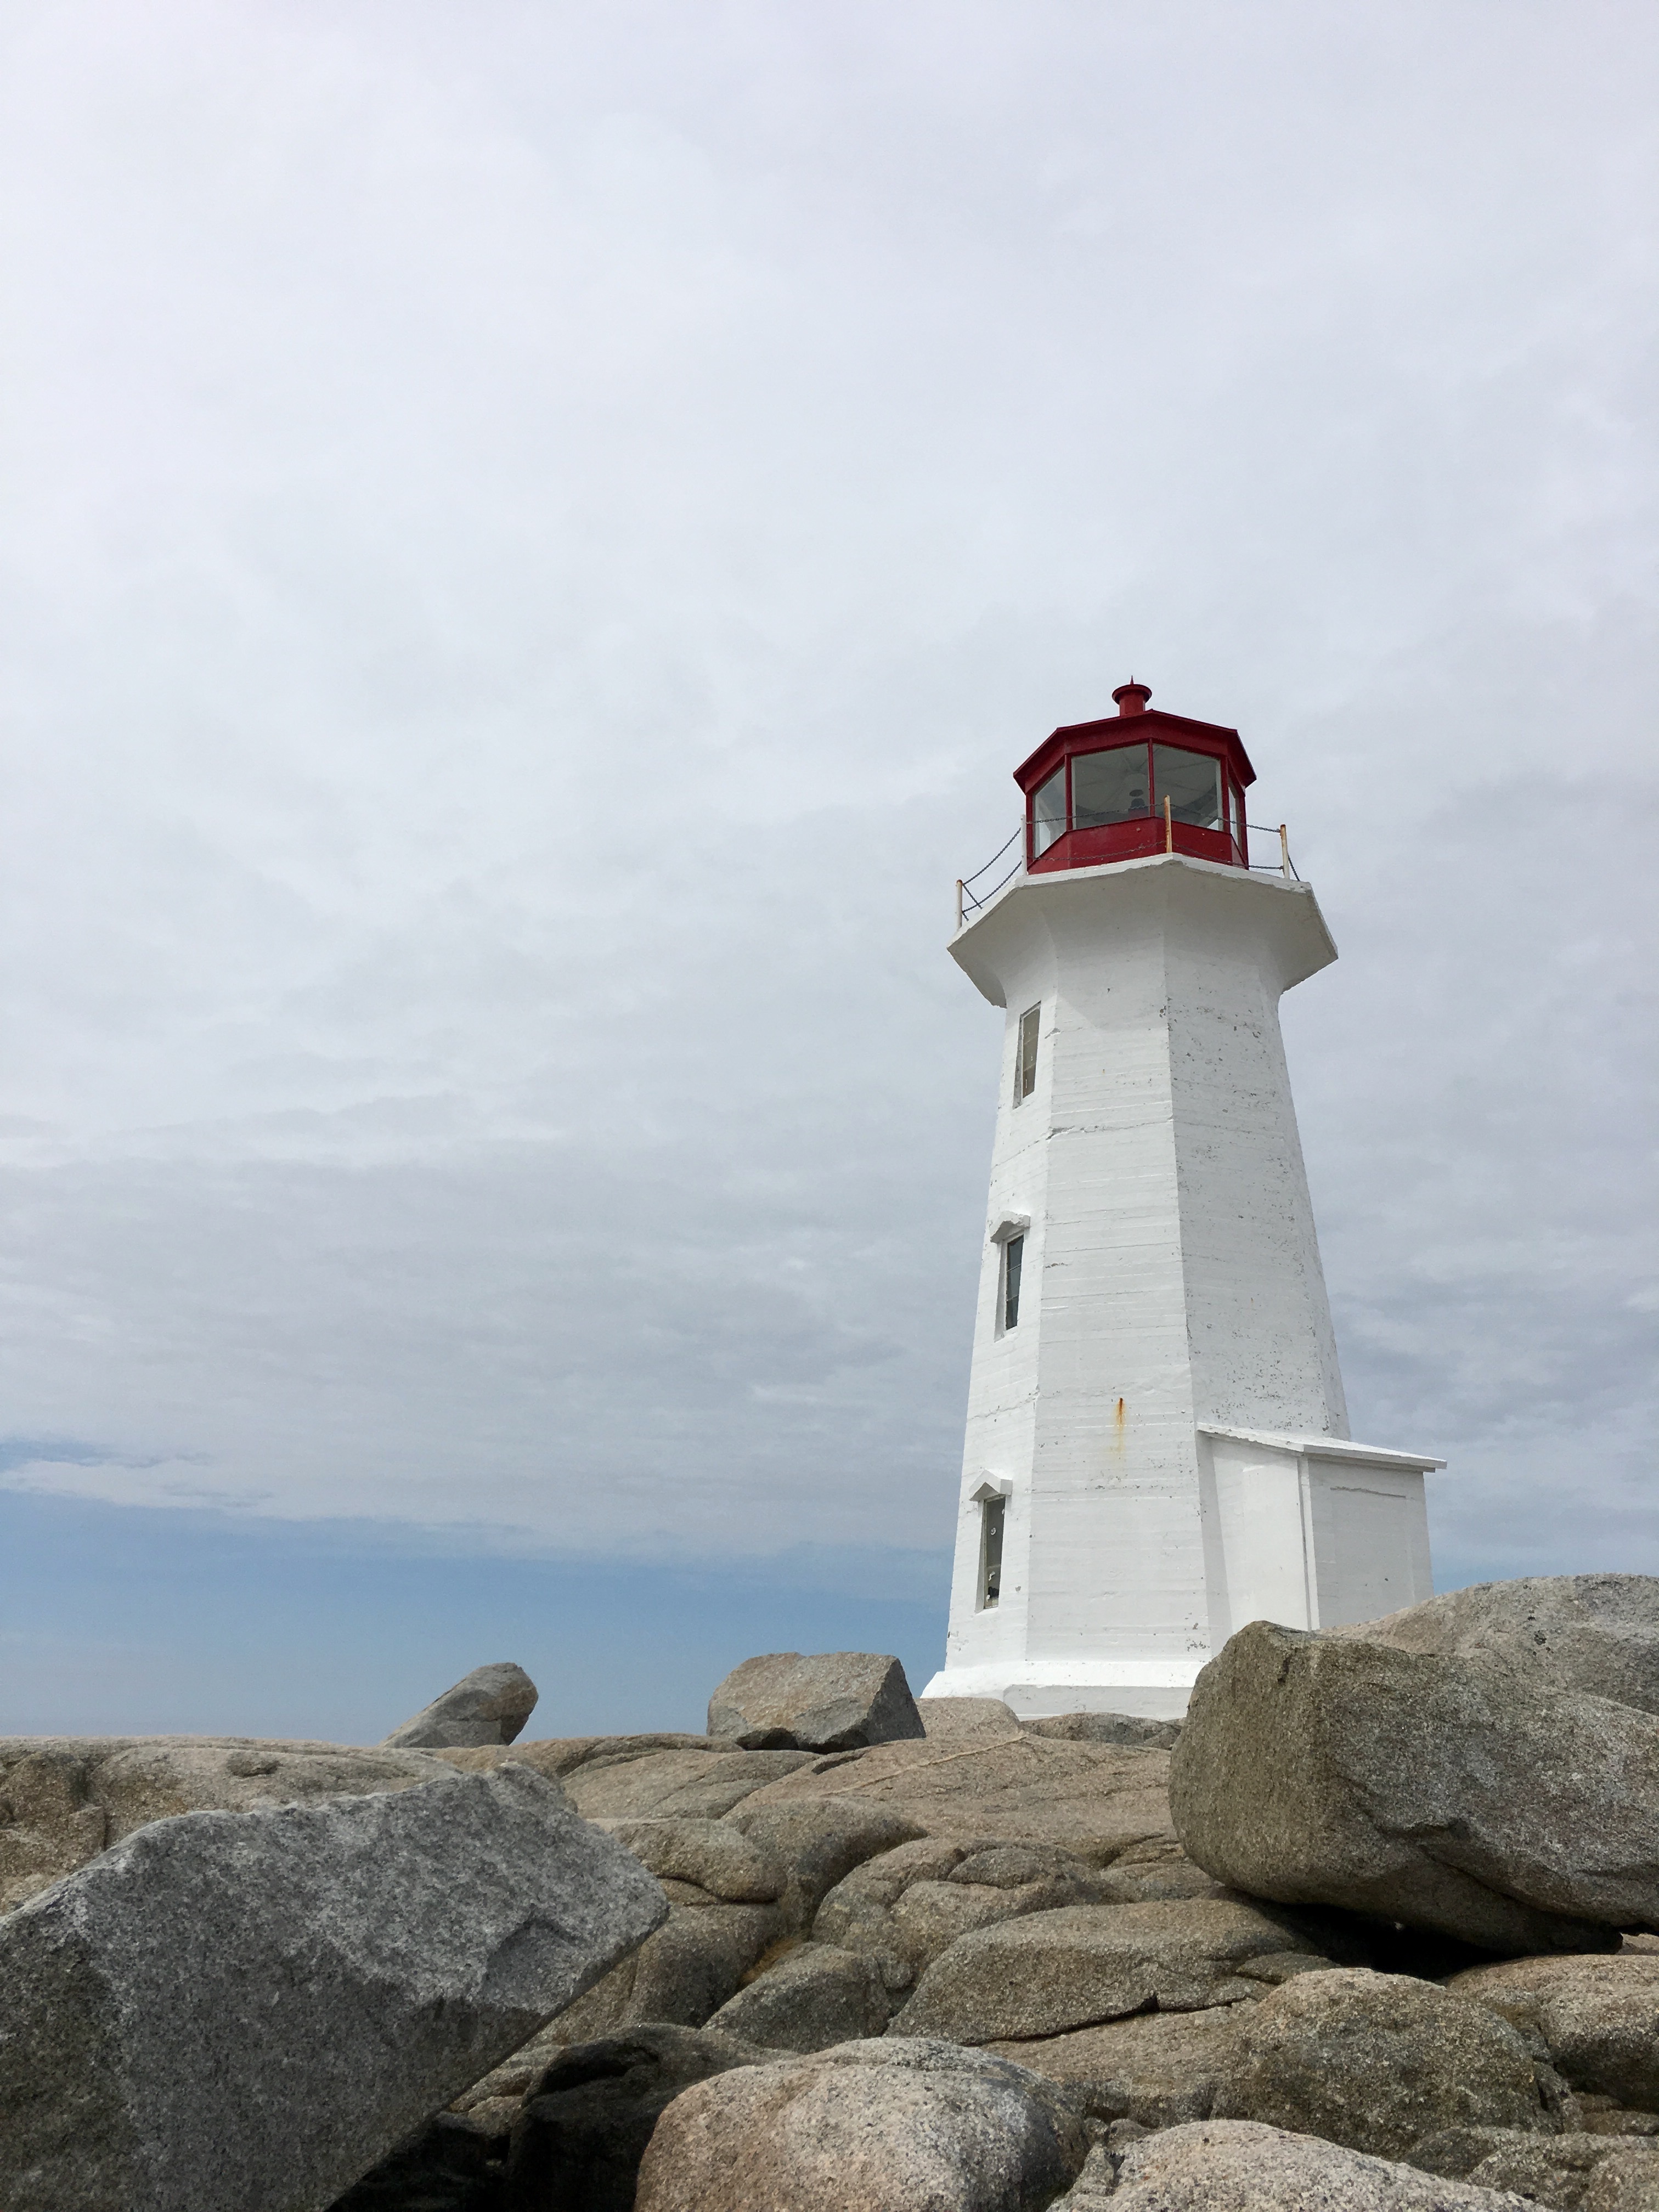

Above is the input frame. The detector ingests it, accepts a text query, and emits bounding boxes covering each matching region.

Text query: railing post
[1164,796,1173,855]
[1279,825,1290,880]
[955,879,964,932]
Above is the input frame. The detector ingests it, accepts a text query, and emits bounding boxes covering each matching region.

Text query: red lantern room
[1015,681,1255,874]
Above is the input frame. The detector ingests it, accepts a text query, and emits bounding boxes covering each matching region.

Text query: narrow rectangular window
[978,1494,1006,1609]
[1014,1003,1040,1105]
[1002,1234,1023,1331]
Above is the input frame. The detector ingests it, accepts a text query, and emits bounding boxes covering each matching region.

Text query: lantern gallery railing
[955,826,1026,927]
[955,820,1300,930]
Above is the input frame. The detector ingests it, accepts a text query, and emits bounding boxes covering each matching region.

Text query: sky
[1,1,1655,1740]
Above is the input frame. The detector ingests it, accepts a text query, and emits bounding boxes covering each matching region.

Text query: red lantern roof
[1013,682,1257,875]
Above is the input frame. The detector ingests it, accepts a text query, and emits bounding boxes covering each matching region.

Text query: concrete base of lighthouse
[922,1425,1442,1718]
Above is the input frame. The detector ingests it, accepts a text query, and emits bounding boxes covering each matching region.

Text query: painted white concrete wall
[924,853,1439,1717]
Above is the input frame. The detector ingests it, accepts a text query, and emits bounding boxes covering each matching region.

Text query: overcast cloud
[2,1,1655,1621]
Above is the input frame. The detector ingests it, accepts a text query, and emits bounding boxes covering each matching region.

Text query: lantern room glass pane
[1153,745,1222,830]
[1071,744,1150,827]
[1031,768,1067,856]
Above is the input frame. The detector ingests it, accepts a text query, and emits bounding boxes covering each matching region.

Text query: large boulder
[1209,1968,1564,2160]
[0,1734,461,1914]
[0,1763,665,2212]
[1448,1954,1659,2111]
[1170,1620,1656,1954]
[501,2023,781,2212]
[381,1662,539,1749]
[892,1897,1330,2042]
[1059,2119,1538,2209]
[707,1652,927,1752]
[634,2035,1090,2212]
[1343,1576,1659,1716]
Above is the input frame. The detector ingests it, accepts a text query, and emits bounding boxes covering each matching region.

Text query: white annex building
[923,681,1441,1718]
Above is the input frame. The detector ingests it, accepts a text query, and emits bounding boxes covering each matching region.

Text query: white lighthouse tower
[924,681,1440,1719]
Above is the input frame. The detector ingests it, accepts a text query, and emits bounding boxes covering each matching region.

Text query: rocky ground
[4,1584,1659,2210]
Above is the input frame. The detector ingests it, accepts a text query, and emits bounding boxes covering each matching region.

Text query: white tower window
[1001,1234,1024,1330]
[978,1493,1006,1609]
[1014,1003,1041,1104]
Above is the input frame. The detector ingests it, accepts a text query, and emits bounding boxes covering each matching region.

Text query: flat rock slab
[635,2035,1091,2212]
[1064,2120,1537,2209]
[736,1731,1176,1859]
[0,1735,460,1914]
[985,2005,1250,2129]
[381,1662,539,1749]
[564,1749,817,1823]
[0,1764,667,2212]
[707,1652,927,1752]
[1449,1954,1659,2111]
[1171,1620,1658,1954]
[893,1898,1323,2042]
[1341,1575,1659,1717]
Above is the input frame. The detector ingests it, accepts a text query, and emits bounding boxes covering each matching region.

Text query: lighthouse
[923,681,1441,1719]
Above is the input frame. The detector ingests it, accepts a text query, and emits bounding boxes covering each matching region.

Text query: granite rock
[563,1748,816,1822]
[707,1652,927,1753]
[812,1835,1119,1977]
[1343,1577,1659,1717]
[707,1940,895,2050]
[0,1734,461,1914]
[1210,1968,1562,2160]
[634,2035,1091,2212]
[985,2004,1249,2128]
[596,1816,787,1903]
[1408,2126,1659,2208]
[381,1662,539,1750]
[1025,1713,1183,1751]
[502,2023,779,2212]
[893,1897,1325,2042]
[724,1800,925,1928]
[544,1899,786,2042]
[1171,1620,1654,1953]
[1070,2118,1538,2209]
[0,1763,665,2212]
[917,1697,1023,1741]
[737,1729,1177,1859]
[1449,1955,1659,2112]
